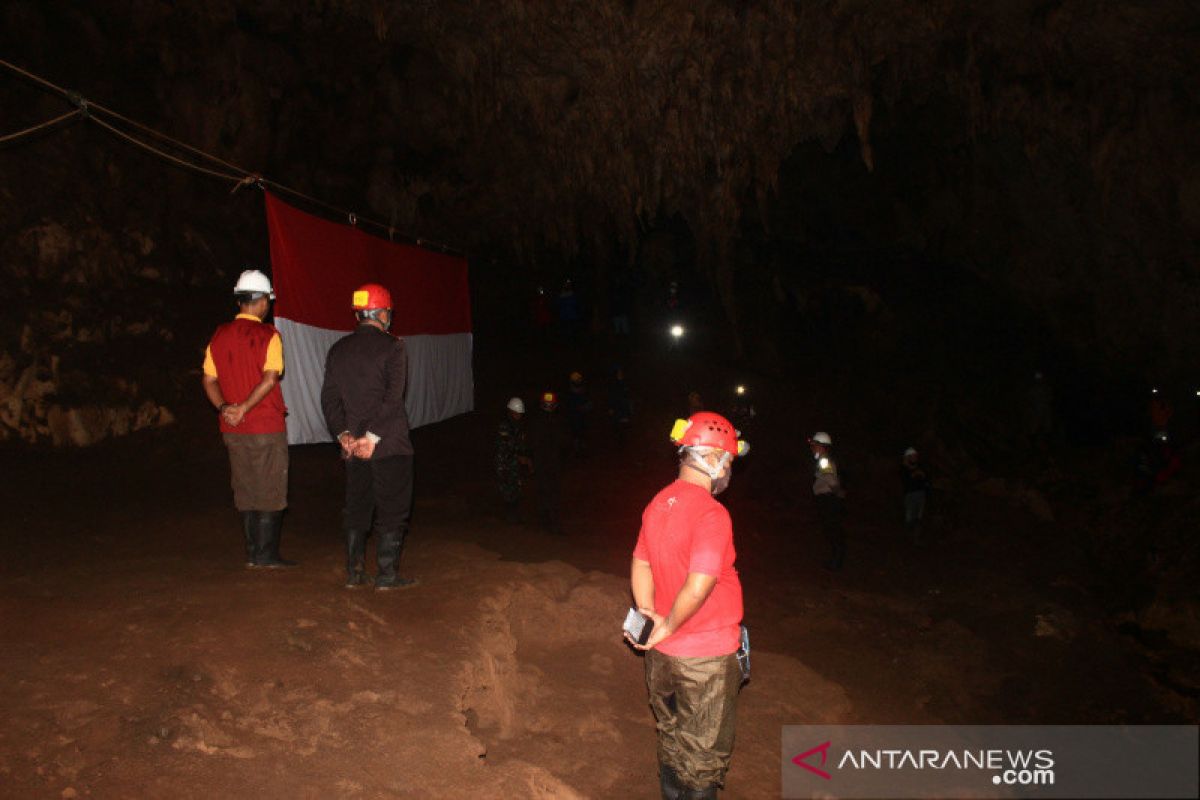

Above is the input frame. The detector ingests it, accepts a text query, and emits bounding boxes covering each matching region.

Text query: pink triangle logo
[792,740,833,780]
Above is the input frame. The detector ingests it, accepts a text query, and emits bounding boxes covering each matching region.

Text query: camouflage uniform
[495,416,529,507]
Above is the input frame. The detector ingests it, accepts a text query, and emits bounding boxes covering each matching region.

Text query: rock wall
[0,218,183,445]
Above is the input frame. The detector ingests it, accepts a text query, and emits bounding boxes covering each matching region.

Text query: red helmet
[541,391,558,409]
[352,283,392,310]
[670,412,748,457]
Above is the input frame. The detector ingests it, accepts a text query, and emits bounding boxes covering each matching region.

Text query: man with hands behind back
[628,412,748,799]
[321,283,417,591]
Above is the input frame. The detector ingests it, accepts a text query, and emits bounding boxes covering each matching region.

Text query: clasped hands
[338,432,377,460]
[221,403,246,427]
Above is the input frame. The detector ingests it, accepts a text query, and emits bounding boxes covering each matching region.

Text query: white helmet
[233,269,275,300]
[904,447,918,458]
[506,397,525,414]
[811,431,832,446]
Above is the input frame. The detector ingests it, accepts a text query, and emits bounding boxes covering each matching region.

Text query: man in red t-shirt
[629,412,748,799]
[202,269,294,568]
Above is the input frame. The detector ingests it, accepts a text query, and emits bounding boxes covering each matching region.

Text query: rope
[0,108,82,145]
[88,114,248,183]
[0,58,464,255]
[89,94,256,178]
[0,58,67,95]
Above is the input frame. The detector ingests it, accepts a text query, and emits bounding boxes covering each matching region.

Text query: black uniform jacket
[320,324,414,458]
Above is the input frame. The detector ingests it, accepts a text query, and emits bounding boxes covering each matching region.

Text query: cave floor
[0,365,1185,799]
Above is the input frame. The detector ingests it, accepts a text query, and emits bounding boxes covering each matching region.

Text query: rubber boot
[374,527,417,591]
[680,786,718,800]
[241,511,259,568]
[255,510,296,568]
[344,529,370,588]
[659,764,685,800]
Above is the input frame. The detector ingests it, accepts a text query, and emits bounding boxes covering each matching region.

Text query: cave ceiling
[2,0,1198,371]
[6,1,1193,259]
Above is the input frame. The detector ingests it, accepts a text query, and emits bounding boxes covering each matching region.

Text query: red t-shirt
[633,479,743,657]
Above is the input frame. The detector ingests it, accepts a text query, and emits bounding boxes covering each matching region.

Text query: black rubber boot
[374,528,417,591]
[344,529,370,588]
[241,511,259,568]
[680,786,718,800]
[255,511,296,568]
[659,764,684,800]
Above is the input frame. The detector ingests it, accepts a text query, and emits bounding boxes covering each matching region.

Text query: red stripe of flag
[266,192,471,335]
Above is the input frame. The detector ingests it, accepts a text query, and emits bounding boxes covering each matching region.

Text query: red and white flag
[265,192,473,444]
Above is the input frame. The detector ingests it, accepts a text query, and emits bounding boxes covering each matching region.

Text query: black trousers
[343,454,414,533]
[536,469,562,530]
[815,493,845,568]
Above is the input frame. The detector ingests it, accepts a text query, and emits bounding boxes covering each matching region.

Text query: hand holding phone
[623,607,655,646]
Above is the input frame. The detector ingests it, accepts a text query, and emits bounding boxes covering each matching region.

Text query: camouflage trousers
[496,465,521,504]
[645,649,741,790]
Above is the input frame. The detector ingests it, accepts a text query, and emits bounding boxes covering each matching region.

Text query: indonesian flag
[265,192,473,445]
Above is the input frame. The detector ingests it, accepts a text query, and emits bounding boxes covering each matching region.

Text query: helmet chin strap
[683,447,730,481]
[359,309,391,331]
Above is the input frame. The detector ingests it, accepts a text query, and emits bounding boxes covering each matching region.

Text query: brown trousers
[645,649,742,790]
[223,432,288,511]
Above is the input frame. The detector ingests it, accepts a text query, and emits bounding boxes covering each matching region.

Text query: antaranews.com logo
[792,739,1056,787]
[781,725,1197,799]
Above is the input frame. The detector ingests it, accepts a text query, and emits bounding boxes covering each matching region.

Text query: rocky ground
[0,341,1192,799]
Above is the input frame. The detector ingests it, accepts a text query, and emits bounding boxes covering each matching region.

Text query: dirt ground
[0,346,1187,799]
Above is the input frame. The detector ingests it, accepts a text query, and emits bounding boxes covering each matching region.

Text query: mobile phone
[736,624,751,683]
[623,607,654,646]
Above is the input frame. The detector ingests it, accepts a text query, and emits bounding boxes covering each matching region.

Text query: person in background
[666,280,681,313]
[729,384,755,438]
[628,412,748,800]
[202,269,294,569]
[1149,387,1173,438]
[530,391,567,534]
[565,371,593,456]
[809,431,846,571]
[901,447,929,545]
[1136,430,1182,494]
[496,397,532,521]
[555,279,582,343]
[320,283,417,590]
[530,286,552,343]
[608,365,633,444]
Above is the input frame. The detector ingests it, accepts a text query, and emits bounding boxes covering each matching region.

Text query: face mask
[685,448,732,494]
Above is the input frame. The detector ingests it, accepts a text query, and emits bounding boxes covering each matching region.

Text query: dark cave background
[3,1,1197,433]
[2,1,1200,683]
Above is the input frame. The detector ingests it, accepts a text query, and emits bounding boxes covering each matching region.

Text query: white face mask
[685,448,732,494]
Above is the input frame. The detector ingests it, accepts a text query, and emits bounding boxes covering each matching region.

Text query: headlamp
[819,457,830,469]
[670,324,685,339]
